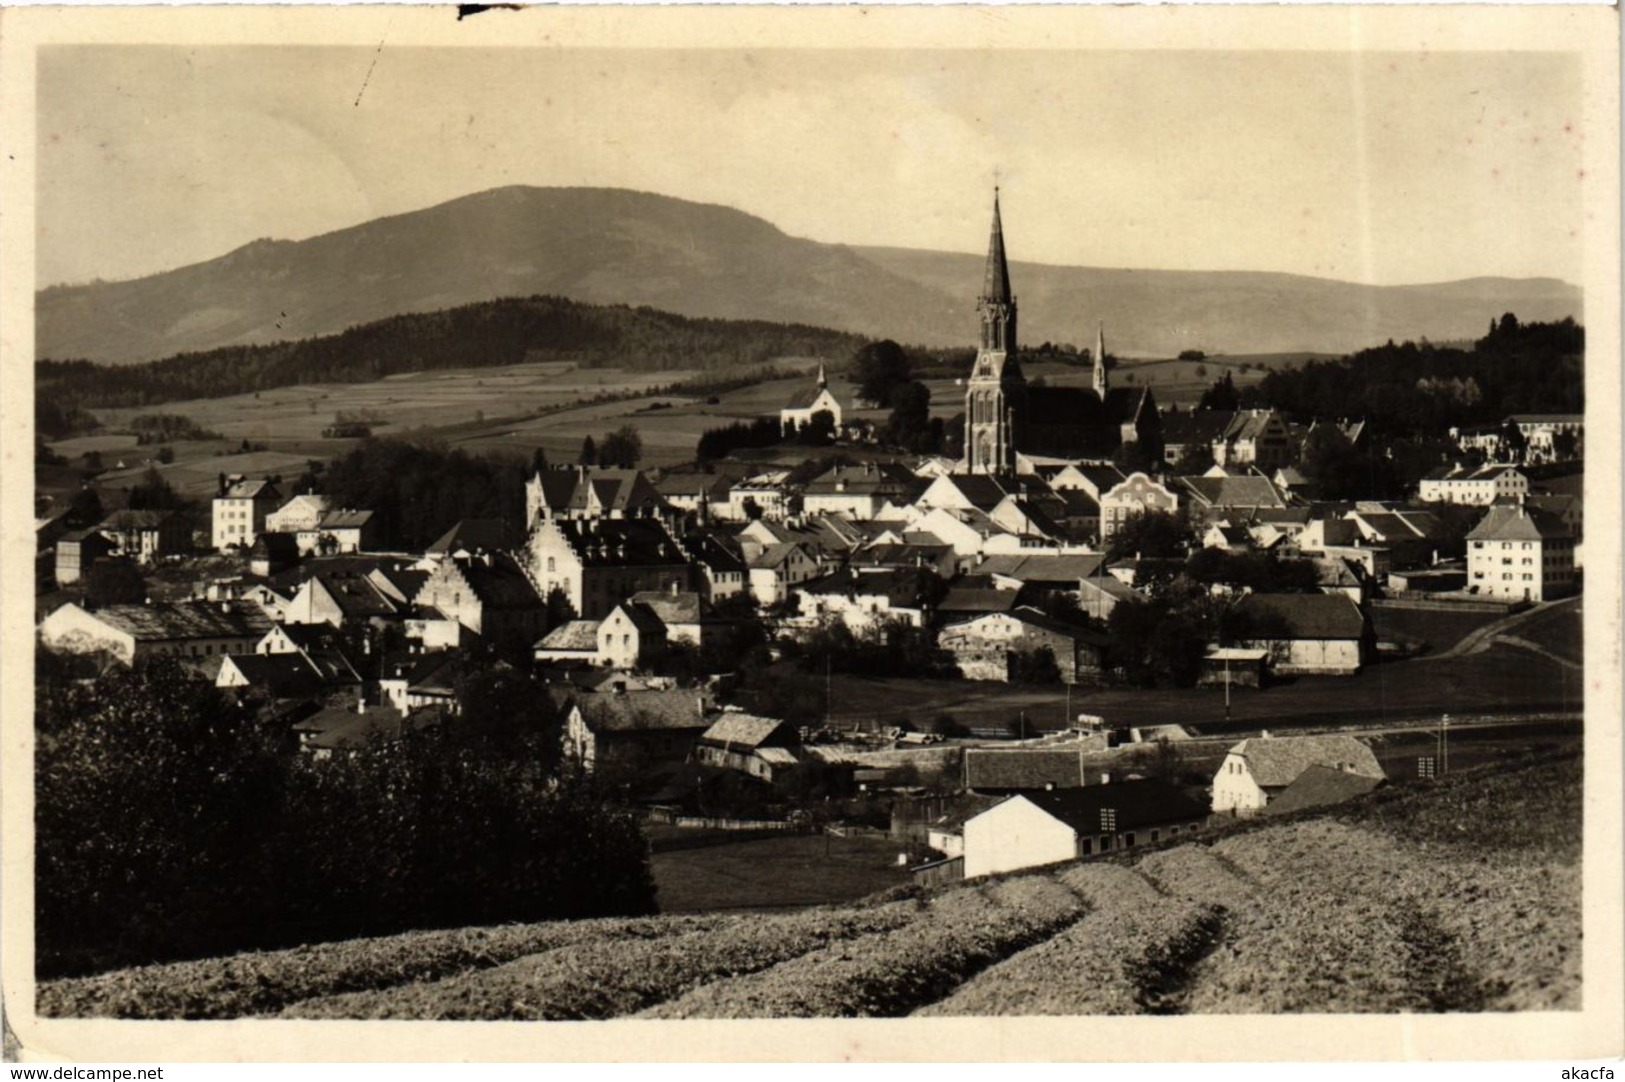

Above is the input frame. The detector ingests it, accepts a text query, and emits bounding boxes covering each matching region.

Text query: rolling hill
[37,186,1582,366]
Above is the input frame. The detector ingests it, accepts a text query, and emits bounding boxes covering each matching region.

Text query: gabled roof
[1013,780,1210,831]
[1226,734,1384,790]
[699,711,794,749]
[682,533,748,574]
[849,543,954,571]
[1161,409,1237,445]
[1177,474,1289,509]
[784,383,839,410]
[1055,489,1101,517]
[1466,502,1572,542]
[610,601,668,636]
[66,600,274,641]
[550,518,688,567]
[964,749,1088,791]
[426,518,517,556]
[371,565,430,604]
[221,479,279,501]
[448,553,545,610]
[796,567,931,607]
[938,587,1022,615]
[932,473,1016,512]
[535,620,602,652]
[251,533,301,561]
[573,686,714,733]
[98,509,177,531]
[313,572,400,619]
[628,590,706,625]
[749,542,811,570]
[945,605,1111,647]
[1219,409,1280,443]
[974,553,1107,584]
[220,653,334,699]
[293,704,438,751]
[316,509,375,530]
[1264,764,1384,815]
[1236,592,1367,640]
[803,463,913,498]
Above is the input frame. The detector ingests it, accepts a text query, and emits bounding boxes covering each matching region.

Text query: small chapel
[959,191,1161,475]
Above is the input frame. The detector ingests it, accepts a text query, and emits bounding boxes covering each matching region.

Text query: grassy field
[1369,605,1503,654]
[650,832,909,914]
[39,750,1580,1018]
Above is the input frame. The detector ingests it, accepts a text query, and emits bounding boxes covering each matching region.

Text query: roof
[1011,780,1210,832]
[1177,474,1288,509]
[682,534,747,574]
[1161,409,1238,445]
[964,749,1087,791]
[628,590,705,625]
[612,601,669,636]
[372,565,430,604]
[797,567,931,607]
[1219,409,1280,444]
[939,587,1022,615]
[849,543,953,571]
[535,620,602,652]
[251,533,301,560]
[450,553,544,610]
[533,468,665,517]
[935,473,1017,512]
[755,747,800,767]
[293,704,438,751]
[784,383,837,410]
[1507,413,1583,424]
[551,518,687,567]
[569,687,715,734]
[803,463,913,498]
[98,509,176,530]
[1227,734,1384,789]
[982,190,1012,302]
[67,600,274,642]
[222,479,279,501]
[316,509,375,530]
[1236,592,1367,640]
[426,519,518,556]
[1466,502,1572,542]
[748,542,810,570]
[220,653,333,699]
[1264,764,1385,815]
[1205,647,1270,662]
[313,572,400,619]
[699,711,794,749]
[945,606,1111,647]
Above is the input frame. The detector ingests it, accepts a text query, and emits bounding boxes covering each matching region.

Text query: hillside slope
[38,751,1580,1019]
[38,186,1580,365]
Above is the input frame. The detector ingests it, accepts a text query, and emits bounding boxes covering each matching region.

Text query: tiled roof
[628,590,705,625]
[1161,410,1237,445]
[99,509,176,530]
[1264,764,1384,815]
[317,509,375,530]
[73,600,273,641]
[316,573,401,619]
[1013,780,1209,832]
[1236,592,1367,640]
[1177,475,1288,509]
[426,518,518,556]
[456,554,544,610]
[937,474,1016,511]
[293,704,438,751]
[797,567,930,607]
[221,653,332,699]
[552,519,688,567]
[222,479,279,501]
[536,620,602,652]
[939,587,1022,614]
[784,384,836,410]
[964,749,1088,791]
[1228,734,1384,790]
[1466,503,1572,542]
[749,542,809,570]
[700,712,793,749]
[682,533,748,574]
[577,688,712,733]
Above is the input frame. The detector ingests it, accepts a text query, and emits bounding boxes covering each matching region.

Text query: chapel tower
[962,189,1027,475]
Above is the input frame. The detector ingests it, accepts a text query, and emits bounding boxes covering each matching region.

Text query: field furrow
[642,876,1086,1018]
[281,901,919,1020]
[918,864,1221,1016]
[36,912,732,1020]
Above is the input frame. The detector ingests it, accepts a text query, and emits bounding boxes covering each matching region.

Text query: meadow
[38,750,1580,1018]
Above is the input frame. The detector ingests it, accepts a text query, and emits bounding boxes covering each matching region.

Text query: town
[32,194,1586,1018]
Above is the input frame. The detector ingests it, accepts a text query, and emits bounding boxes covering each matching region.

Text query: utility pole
[1223,654,1232,723]
[1441,713,1451,774]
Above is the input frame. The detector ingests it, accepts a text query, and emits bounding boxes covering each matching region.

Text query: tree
[127,466,181,511]
[884,380,933,452]
[531,446,548,474]
[1172,442,1216,475]
[82,450,103,472]
[155,445,176,465]
[852,339,912,408]
[1105,508,1195,562]
[66,487,102,528]
[1009,646,1062,685]
[82,558,147,606]
[578,435,598,467]
[1551,427,1580,462]
[598,425,643,469]
[1299,425,1369,501]
[1498,419,1529,464]
[1197,371,1239,412]
[799,409,836,447]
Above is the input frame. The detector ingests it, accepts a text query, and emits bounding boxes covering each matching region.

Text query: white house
[1099,472,1179,542]
[40,600,274,667]
[597,602,668,670]
[1466,501,1576,602]
[212,478,282,552]
[962,782,1209,878]
[265,494,330,534]
[746,542,821,605]
[1211,733,1384,817]
[1417,463,1529,506]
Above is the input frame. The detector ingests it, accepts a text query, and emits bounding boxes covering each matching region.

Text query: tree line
[37,295,869,410]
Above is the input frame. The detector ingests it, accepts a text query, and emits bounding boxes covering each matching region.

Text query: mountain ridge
[37,185,1582,365]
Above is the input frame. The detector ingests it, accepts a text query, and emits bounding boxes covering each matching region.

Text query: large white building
[962,782,1208,878]
[1417,463,1528,506]
[1211,734,1384,818]
[1466,501,1576,602]
[212,478,282,552]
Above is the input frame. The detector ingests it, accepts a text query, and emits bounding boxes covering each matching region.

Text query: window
[1079,838,1093,856]
[1151,830,1161,843]
[1123,832,1136,848]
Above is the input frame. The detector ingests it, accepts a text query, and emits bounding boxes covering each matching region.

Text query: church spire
[816,362,827,388]
[1093,320,1108,397]
[981,188,1013,305]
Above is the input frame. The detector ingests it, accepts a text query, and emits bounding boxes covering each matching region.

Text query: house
[938,607,1110,685]
[297,509,377,555]
[376,651,468,716]
[1074,574,1138,620]
[848,542,958,580]
[1174,472,1292,522]
[414,552,546,649]
[627,589,709,647]
[937,585,1022,620]
[1098,472,1179,542]
[1211,733,1384,817]
[746,542,821,606]
[283,571,403,629]
[525,517,691,619]
[682,533,748,602]
[40,600,274,666]
[1465,501,1576,602]
[779,365,845,435]
[249,533,301,577]
[914,472,1019,514]
[212,477,282,552]
[794,568,934,631]
[54,529,115,586]
[694,711,800,780]
[526,466,669,525]
[265,493,330,534]
[596,601,668,670]
[291,701,438,759]
[801,462,915,521]
[1197,647,1270,689]
[1417,463,1529,506]
[1233,592,1369,675]
[725,471,792,523]
[962,781,1209,878]
[1212,409,1293,471]
[97,509,189,563]
[216,652,351,701]
[533,619,603,665]
[656,471,739,517]
[1506,414,1583,463]
[560,687,713,771]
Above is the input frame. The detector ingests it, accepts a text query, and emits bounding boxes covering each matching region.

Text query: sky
[36,44,1586,289]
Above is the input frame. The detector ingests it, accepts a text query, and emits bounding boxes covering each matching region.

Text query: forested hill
[1244,315,1583,434]
[36,295,868,411]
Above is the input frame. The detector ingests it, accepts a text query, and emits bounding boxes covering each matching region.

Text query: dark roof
[222,479,280,501]
[536,620,601,652]
[1014,780,1209,832]
[1177,474,1288,509]
[803,463,914,498]
[314,573,401,619]
[849,543,954,571]
[976,553,1106,585]
[293,704,438,750]
[628,590,706,625]
[372,565,430,604]
[682,533,747,574]
[1466,503,1572,542]
[700,711,796,750]
[784,383,837,410]
[68,600,273,642]
[426,519,518,556]
[939,587,1021,615]
[964,748,1088,791]
[553,518,688,567]
[456,553,544,610]
[1236,592,1367,640]
[938,474,1016,511]
[1228,734,1384,789]
[1161,410,1237,445]
[98,509,176,530]
[576,688,712,733]
[251,533,301,560]
[316,509,375,530]
[221,653,333,699]
[1264,765,1385,815]
[796,568,931,607]
[982,190,1012,303]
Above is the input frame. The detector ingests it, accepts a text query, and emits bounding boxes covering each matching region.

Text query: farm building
[1233,592,1370,675]
[1211,733,1384,817]
[39,600,273,667]
[694,711,799,780]
[962,781,1209,878]
[794,568,933,632]
[963,740,1110,794]
[559,686,712,772]
[1262,764,1385,816]
[54,529,115,587]
[938,607,1110,685]
[1198,647,1269,689]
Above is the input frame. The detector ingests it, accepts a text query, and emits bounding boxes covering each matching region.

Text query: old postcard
[1,3,1620,1064]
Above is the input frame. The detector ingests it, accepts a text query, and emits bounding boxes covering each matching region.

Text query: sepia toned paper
[1,3,1620,1064]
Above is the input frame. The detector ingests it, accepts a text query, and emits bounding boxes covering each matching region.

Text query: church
[959,191,1161,475]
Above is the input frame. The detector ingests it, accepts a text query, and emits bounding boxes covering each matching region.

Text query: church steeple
[816,362,827,388]
[978,189,1017,354]
[1093,321,1108,398]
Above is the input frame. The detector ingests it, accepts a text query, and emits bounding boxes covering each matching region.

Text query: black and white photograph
[1,3,1619,1065]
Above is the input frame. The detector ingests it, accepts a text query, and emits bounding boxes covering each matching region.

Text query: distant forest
[1243,315,1583,434]
[36,295,869,410]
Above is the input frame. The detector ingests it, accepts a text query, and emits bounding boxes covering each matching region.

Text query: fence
[1371,597,1525,615]
[645,809,805,832]
[911,856,965,887]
